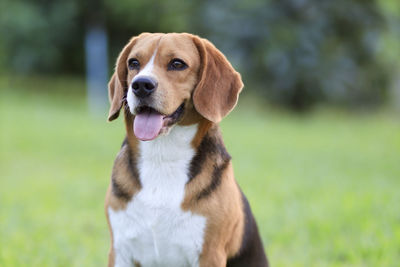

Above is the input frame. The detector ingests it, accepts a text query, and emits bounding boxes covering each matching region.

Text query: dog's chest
[108,125,207,267]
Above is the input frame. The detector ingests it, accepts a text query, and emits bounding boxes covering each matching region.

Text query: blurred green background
[1,0,400,266]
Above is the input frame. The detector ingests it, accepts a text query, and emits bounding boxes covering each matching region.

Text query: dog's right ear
[108,36,140,121]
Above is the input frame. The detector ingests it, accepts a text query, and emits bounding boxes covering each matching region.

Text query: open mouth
[133,103,185,141]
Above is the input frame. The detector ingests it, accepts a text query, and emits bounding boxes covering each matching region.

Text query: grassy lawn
[1,76,399,266]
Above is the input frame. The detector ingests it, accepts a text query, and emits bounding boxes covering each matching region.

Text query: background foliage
[1,1,400,266]
[1,0,399,110]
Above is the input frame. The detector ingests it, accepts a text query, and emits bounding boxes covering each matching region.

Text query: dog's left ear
[191,36,243,123]
[107,73,122,121]
[108,36,141,121]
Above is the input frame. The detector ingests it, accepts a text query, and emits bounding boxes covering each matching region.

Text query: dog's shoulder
[107,138,141,210]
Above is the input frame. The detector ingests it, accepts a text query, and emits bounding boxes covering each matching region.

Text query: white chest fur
[108,125,207,267]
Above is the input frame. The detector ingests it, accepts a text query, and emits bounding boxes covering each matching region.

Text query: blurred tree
[201,0,391,110]
[378,0,400,109]
[0,0,398,110]
[0,0,84,73]
[84,0,108,113]
[103,0,201,61]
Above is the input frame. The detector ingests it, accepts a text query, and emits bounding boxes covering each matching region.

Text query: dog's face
[108,33,243,141]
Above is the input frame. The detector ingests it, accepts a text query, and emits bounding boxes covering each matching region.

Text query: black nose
[132,77,157,98]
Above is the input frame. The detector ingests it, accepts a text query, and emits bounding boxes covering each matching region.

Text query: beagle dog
[105,33,268,267]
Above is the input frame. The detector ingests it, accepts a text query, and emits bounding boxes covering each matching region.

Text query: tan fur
[124,33,201,116]
[183,163,245,265]
[191,36,243,123]
[182,128,244,265]
[106,33,246,267]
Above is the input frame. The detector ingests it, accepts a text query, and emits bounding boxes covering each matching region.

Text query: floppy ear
[107,73,122,121]
[192,36,243,123]
[108,36,139,121]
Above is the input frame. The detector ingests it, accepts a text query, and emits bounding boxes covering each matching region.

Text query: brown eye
[128,58,140,70]
[168,58,188,71]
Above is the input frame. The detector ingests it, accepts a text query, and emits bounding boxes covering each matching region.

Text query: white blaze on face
[127,48,159,114]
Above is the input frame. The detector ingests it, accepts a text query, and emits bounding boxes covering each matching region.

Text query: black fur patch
[111,177,131,201]
[227,191,269,267]
[188,132,232,200]
[111,139,141,200]
[187,136,214,182]
[196,160,229,200]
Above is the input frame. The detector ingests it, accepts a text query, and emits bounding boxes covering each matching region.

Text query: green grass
[1,76,399,266]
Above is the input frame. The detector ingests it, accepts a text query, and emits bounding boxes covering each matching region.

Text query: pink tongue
[134,109,164,141]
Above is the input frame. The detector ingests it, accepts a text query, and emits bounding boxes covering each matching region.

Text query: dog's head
[108,33,243,141]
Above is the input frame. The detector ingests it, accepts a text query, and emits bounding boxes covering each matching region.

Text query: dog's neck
[131,125,198,207]
[122,111,229,187]
[138,124,198,163]
[120,113,231,205]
